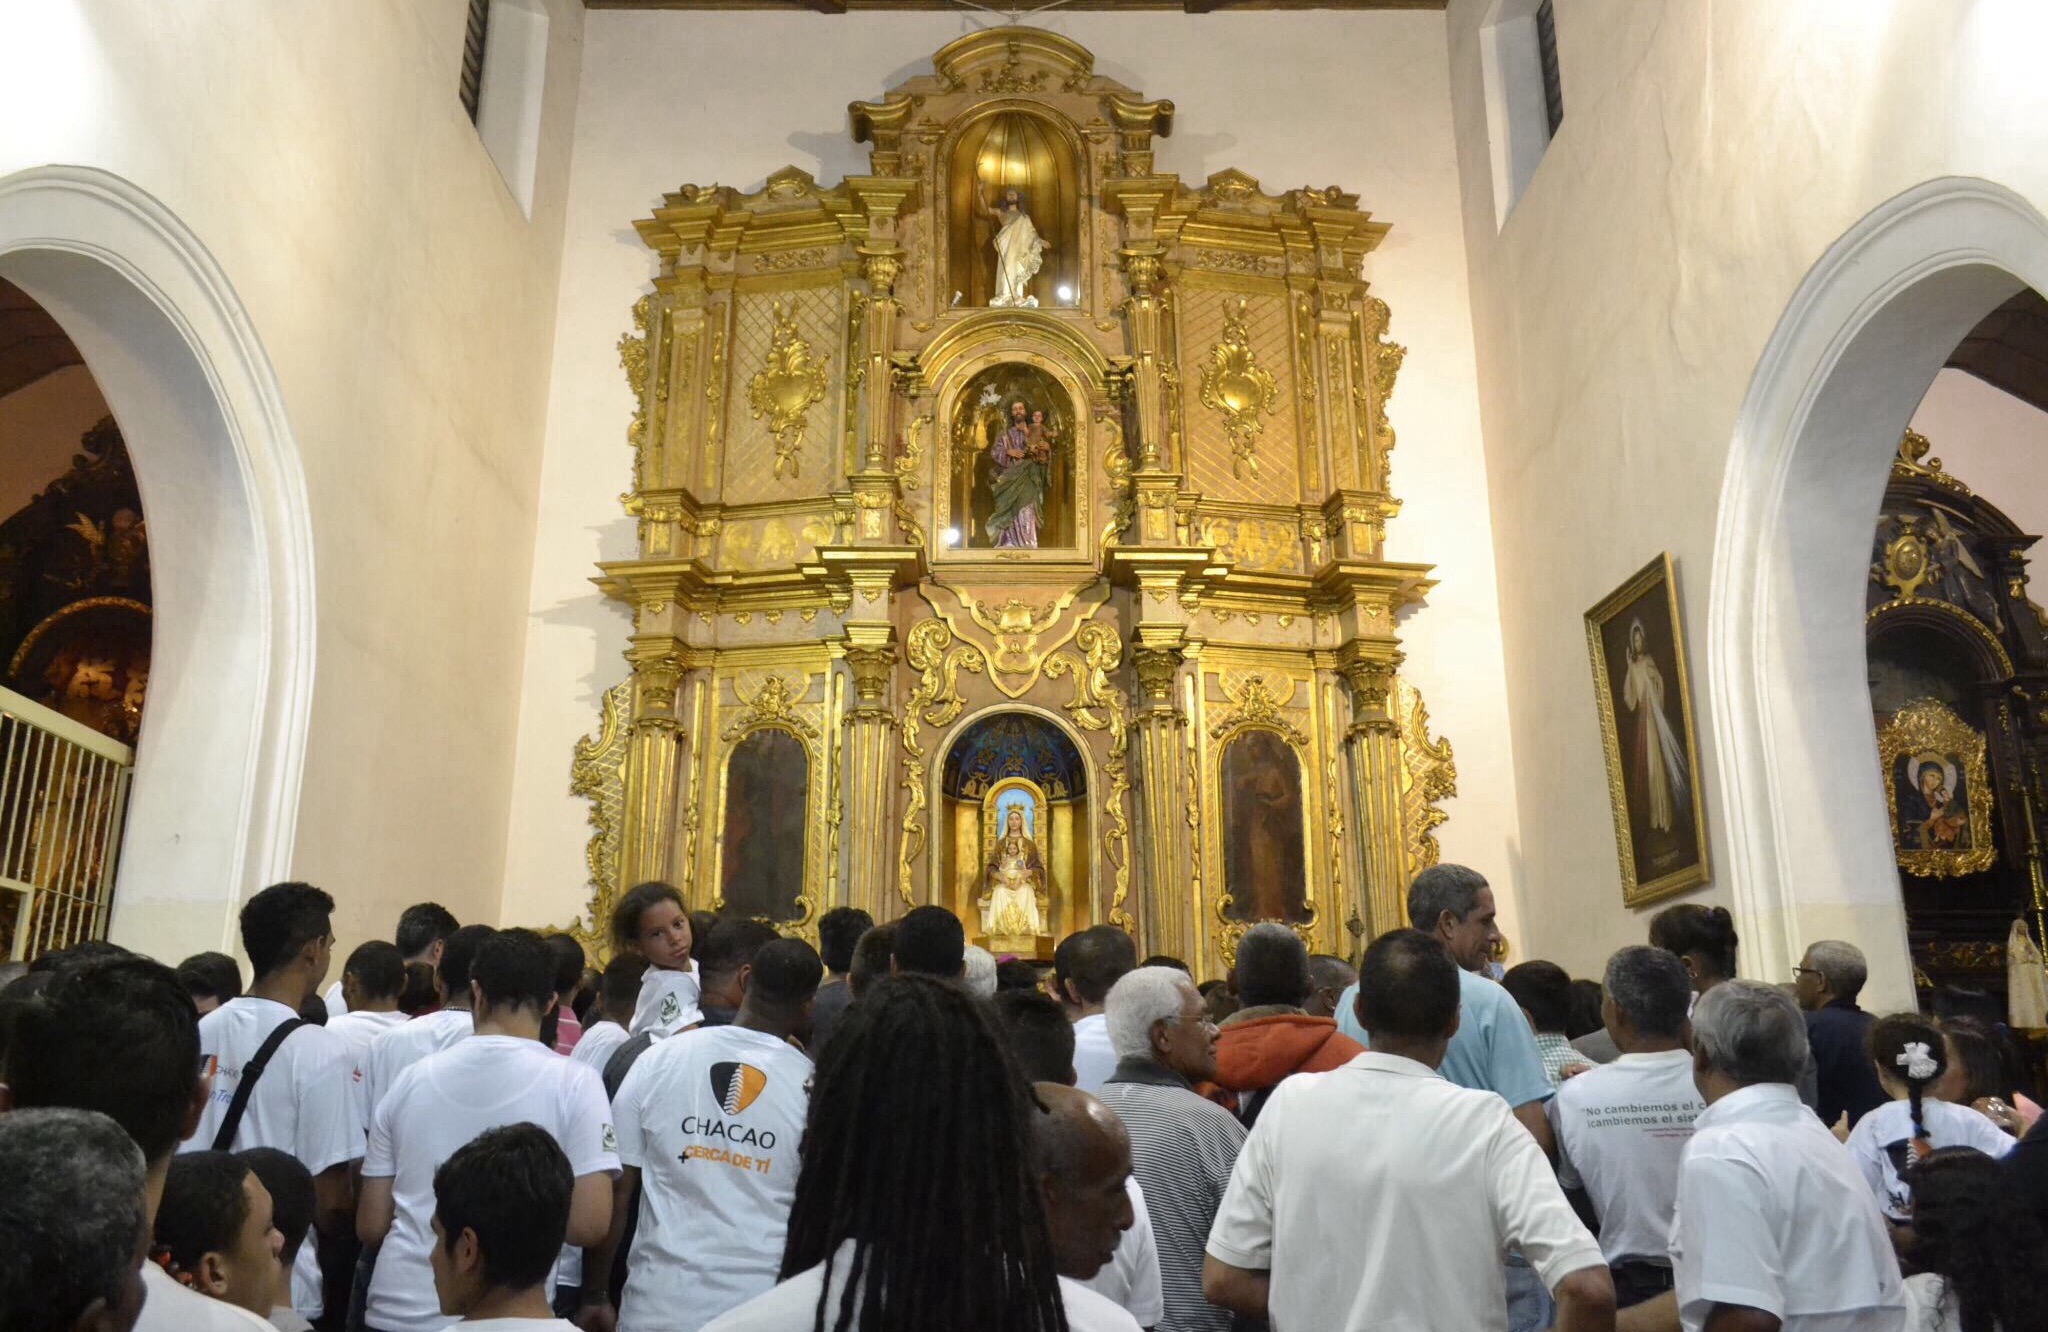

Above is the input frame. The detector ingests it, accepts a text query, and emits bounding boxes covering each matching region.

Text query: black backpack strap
[211,1018,306,1151]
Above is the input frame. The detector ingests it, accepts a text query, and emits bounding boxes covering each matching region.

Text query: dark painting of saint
[720,728,807,921]
[1220,730,1307,923]
[1894,752,1971,851]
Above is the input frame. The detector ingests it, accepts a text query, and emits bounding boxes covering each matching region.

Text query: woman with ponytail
[1846,1014,2016,1220]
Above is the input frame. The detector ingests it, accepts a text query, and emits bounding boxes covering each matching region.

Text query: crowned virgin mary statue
[980,806,1048,939]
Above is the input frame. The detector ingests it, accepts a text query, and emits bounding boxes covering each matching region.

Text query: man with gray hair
[1793,940,1886,1129]
[0,1107,151,1332]
[1618,980,1903,1332]
[1547,947,1703,1309]
[962,943,999,997]
[1097,966,1242,1332]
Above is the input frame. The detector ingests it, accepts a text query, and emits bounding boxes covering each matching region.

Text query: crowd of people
[2,865,2046,1332]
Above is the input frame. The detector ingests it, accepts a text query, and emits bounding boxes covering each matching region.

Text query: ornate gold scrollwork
[1396,679,1456,878]
[747,301,830,479]
[567,679,634,955]
[1046,622,1134,930]
[721,673,821,742]
[1199,298,1279,478]
[897,620,988,907]
[1099,412,1135,549]
[1207,673,1308,746]
[619,297,652,485]
[1892,427,1973,497]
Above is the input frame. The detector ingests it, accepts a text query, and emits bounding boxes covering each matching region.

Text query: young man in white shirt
[362,925,495,1120]
[1548,946,1704,1309]
[568,955,645,1077]
[1205,929,1614,1332]
[326,903,459,1019]
[589,938,823,1332]
[186,883,364,1325]
[359,929,619,1332]
[1617,981,1904,1332]
[428,1123,584,1331]
[4,955,275,1332]
[1053,926,1137,1094]
[329,942,411,1063]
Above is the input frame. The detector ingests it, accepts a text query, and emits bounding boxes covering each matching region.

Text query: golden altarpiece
[571,29,1455,975]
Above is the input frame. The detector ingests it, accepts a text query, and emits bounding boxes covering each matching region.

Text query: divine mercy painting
[951,363,1075,550]
[1586,554,1711,905]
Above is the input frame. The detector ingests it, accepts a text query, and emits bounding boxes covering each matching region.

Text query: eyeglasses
[1791,965,1822,981]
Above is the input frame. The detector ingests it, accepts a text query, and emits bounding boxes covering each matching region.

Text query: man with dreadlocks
[702,974,1140,1331]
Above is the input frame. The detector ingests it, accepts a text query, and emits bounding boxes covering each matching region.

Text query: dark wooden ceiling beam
[587,1,1446,10]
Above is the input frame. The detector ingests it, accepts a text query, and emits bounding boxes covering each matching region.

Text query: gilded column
[1340,649,1407,941]
[620,634,689,890]
[841,634,898,920]
[848,247,905,543]
[1128,640,1188,957]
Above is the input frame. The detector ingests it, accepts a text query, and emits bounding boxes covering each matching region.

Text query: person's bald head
[1030,1083,1135,1280]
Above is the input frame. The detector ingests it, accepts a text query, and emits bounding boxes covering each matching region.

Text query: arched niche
[938,709,1092,938]
[947,106,1083,311]
[0,165,315,964]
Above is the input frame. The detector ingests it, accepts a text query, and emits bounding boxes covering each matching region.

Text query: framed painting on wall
[1876,697,1996,878]
[1586,553,1711,905]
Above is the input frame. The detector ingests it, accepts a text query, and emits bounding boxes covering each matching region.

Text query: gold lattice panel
[1176,285,1300,504]
[722,284,847,504]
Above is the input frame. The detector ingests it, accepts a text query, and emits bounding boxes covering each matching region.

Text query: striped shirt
[1098,1059,1247,1332]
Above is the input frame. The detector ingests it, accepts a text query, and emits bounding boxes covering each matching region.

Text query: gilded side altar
[571,29,1455,975]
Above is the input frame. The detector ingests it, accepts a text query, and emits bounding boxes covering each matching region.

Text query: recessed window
[459,0,489,125]
[466,0,550,218]
[1478,0,1567,227]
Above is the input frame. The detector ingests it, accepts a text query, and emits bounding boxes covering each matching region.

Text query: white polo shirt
[1673,1083,1904,1332]
[1072,1012,1116,1093]
[1207,1051,1604,1332]
[1547,1048,1703,1264]
[613,1024,814,1332]
[363,1034,619,1332]
[1079,1176,1164,1327]
[362,1007,474,1119]
[699,1241,1139,1331]
[1844,1096,2014,1220]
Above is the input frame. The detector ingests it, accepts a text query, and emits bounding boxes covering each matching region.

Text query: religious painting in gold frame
[1877,698,1995,878]
[718,727,809,922]
[1585,554,1710,905]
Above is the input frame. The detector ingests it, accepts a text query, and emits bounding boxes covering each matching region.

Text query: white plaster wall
[1910,368,2048,543]
[1446,0,2048,1000]
[503,10,1529,946]
[0,1,586,959]
[0,365,110,517]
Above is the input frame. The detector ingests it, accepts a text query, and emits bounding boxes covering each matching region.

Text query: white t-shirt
[1207,1052,1604,1332]
[137,1259,275,1331]
[1901,1274,1961,1332]
[1548,1048,1703,1264]
[613,1024,814,1332]
[1844,1097,2015,1220]
[700,1243,1139,1332]
[451,1321,582,1331]
[322,979,347,1019]
[569,1018,629,1075]
[188,997,365,1169]
[364,1034,621,1332]
[328,1008,409,1057]
[1079,1176,1164,1327]
[363,1007,474,1118]
[1673,1083,1903,1332]
[1072,1012,1116,1093]
[630,964,703,1036]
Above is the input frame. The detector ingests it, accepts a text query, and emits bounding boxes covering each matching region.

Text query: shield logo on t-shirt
[709,1061,768,1114]
[660,992,681,1025]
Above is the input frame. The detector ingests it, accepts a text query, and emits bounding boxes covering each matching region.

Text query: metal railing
[0,685,134,961]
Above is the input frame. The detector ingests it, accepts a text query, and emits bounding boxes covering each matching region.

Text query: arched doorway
[1710,177,2048,1011]
[0,166,315,964]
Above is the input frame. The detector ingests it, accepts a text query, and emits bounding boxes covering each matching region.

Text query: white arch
[0,165,315,960]
[1710,176,2048,1010]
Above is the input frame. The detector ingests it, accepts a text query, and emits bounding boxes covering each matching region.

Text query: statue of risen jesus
[976,178,1048,308]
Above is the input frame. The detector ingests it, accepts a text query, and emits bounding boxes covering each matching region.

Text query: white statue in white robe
[979,807,1048,938]
[978,180,1048,309]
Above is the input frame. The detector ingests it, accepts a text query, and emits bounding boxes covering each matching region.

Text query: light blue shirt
[1335,967,1554,1110]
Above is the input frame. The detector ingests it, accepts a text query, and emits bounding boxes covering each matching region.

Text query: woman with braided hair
[1901,1146,2048,1332]
[1845,1014,2016,1222]
[703,974,1137,1332]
